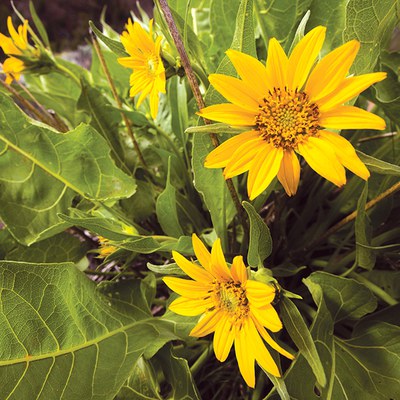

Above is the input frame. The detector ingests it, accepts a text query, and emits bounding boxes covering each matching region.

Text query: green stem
[190,343,213,376]
[350,272,398,306]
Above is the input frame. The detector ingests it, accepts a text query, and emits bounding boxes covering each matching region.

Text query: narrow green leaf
[265,374,291,400]
[242,201,272,268]
[29,1,50,48]
[147,262,186,276]
[355,182,376,270]
[357,150,400,176]
[89,21,127,57]
[0,94,135,245]
[120,235,193,255]
[168,76,189,146]
[280,297,326,387]
[186,123,246,135]
[156,158,185,238]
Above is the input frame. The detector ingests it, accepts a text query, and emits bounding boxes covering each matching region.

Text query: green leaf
[343,0,398,74]
[305,272,377,323]
[357,150,400,176]
[0,94,135,245]
[120,236,193,255]
[360,270,400,300]
[89,21,127,57]
[280,297,326,387]
[0,261,180,400]
[243,201,273,268]
[4,232,88,263]
[147,262,186,277]
[29,1,51,48]
[192,0,255,243]
[156,158,185,238]
[168,76,189,146]
[157,345,200,400]
[115,357,161,399]
[355,182,376,270]
[77,82,128,172]
[254,0,313,51]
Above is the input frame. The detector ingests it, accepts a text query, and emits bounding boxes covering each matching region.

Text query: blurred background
[0,0,154,54]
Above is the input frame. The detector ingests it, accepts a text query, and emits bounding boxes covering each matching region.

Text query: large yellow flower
[163,234,294,388]
[0,17,30,84]
[199,26,387,199]
[118,19,166,119]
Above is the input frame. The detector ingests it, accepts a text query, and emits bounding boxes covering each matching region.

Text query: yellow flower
[199,26,387,199]
[163,234,294,388]
[97,236,117,258]
[0,17,30,84]
[118,19,166,119]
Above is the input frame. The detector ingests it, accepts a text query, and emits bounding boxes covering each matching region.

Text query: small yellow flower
[163,234,294,388]
[97,236,117,258]
[199,26,387,199]
[118,19,166,119]
[0,17,31,84]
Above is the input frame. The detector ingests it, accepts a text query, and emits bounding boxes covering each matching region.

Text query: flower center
[255,87,320,149]
[212,280,249,324]
[147,56,157,75]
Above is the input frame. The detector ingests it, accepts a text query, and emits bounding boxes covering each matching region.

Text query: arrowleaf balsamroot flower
[118,19,166,119]
[0,17,31,84]
[163,234,294,388]
[199,26,387,199]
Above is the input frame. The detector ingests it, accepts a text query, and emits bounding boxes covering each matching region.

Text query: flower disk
[118,19,166,119]
[200,26,387,199]
[163,234,294,388]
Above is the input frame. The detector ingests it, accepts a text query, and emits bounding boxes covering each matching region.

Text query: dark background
[0,0,154,54]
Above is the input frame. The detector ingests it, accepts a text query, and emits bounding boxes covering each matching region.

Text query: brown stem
[0,78,54,126]
[157,0,244,218]
[312,180,400,248]
[90,31,147,167]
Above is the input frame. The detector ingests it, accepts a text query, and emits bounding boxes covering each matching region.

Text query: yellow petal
[231,256,248,283]
[172,251,213,283]
[266,38,288,88]
[320,105,386,130]
[211,238,232,279]
[317,72,387,112]
[248,317,280,377]
[234,320,256,388]
[251,304,283,332]
[198,104,256,126]
[297,136,346,187]
[149,90,159,119]
[223,138,266,179]
[205,131,260,168]
[287,26,326,90]
[169,296,211,316]
[277,150,300,196]
[163,277,210,298]
[247,146,284,200]
[213,314,235,362]
[209,74,261,110]
[226,49,271,98]
[190,310,220,337]
[192,233,212,272]
[245,280,276,308]
[319,131,370,180]
[306,40,360,101]
[252,316,295,360]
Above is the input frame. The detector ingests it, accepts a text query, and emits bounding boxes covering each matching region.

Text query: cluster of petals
[163,234,294,387]
[118,19,166,119]
[0,17,30,84]
[199,26,386,199]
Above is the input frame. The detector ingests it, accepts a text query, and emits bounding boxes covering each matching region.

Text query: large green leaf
[343,0,398,74]
[0,262,180,400]
[0,94,136,245]
[192,0,255,244]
